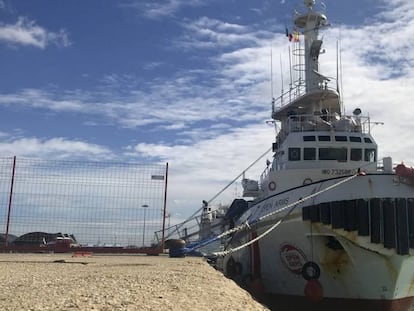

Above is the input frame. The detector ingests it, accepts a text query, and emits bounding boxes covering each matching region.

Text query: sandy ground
[0,253,269,311]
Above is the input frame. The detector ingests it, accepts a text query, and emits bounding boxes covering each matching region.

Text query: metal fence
[0,157,168,254]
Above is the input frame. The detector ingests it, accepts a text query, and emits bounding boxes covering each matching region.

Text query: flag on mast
[293,29,300,42]
[286,27,299,42]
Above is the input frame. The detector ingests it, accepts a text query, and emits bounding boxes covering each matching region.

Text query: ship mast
[273,0,339,120]
[294,0,329,92]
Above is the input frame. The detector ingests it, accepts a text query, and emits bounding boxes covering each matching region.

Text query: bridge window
[364,149,376,162]
[351,148,362,161]
[364,137,373,143]
[288,148,301,161]
[304,148,316,160]
[335,136,347,142]
[304,136,316,141]
[350,136,362,142]
[319,148,347,161]
[318,135,331,141]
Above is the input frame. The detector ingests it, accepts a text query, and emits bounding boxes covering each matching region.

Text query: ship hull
[262,294,414,311]
[223,174,414,311]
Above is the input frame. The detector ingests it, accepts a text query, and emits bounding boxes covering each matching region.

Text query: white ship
[217,1,414,310]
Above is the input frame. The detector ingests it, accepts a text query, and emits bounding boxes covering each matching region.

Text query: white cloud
[127,124,275,219]
[0,137,113,160]
[0,60,271,139]
[132,124,273,179]
[0,17,70,48]
[120,0,212,19]
[0,89,87,112]
[177,17,270,50]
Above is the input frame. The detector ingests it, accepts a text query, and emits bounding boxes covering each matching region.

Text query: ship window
[364,137,373,143]
[319,148,347,161]
[304,136,316,141]
[288,148,301,161]
[350,136,362,142]
[351,148,362,161]
[318,135,331,141]
[335,136,347,142]
[304,148,316,160]
[364,149,377,162]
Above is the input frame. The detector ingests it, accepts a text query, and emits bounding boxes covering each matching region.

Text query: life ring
[302,261,321,281]
[268,181,276,191]
[303,178,313,185]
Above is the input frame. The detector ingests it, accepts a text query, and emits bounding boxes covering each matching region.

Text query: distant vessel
[198,201,228,254]
[215,1,414,310]
[199,201,225,240]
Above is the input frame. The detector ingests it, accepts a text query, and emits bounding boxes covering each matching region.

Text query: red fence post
[160,162,169,252]
[5,156,16,249]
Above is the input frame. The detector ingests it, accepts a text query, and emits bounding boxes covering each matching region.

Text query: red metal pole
[5,156,16,248]
[160,162,168,252]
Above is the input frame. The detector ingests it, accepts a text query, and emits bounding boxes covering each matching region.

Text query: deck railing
[285,114,370,134]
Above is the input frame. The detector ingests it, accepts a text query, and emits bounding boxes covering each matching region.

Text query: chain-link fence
[0,157,168,254]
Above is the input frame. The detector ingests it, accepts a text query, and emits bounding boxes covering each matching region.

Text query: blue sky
[0,0,413,223]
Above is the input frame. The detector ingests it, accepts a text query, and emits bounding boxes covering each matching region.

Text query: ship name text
[261,197,290,212]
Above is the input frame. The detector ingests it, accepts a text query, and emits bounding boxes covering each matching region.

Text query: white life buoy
[268,181,276,191]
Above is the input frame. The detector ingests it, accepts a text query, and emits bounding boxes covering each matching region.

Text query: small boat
[214,1,414,310]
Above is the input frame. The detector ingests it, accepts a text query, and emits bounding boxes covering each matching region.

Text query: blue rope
[186,235,220,251]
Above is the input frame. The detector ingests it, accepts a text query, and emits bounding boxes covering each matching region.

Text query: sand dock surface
[0,253,269,310]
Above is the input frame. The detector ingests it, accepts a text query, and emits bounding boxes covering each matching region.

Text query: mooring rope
[212,173,359,257]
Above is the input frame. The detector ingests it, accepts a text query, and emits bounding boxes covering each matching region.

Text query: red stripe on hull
[261,294,414,311]
[251,231,261,277]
